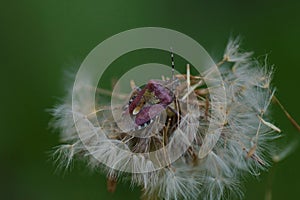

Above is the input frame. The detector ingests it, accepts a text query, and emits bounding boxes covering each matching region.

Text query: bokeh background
[1,0,300,199]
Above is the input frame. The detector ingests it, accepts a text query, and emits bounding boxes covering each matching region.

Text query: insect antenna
[169,48,181,127]
[170,47,175,82]
[170,47,176,94]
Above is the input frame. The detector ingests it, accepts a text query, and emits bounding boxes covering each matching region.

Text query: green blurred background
[1,0,300,199]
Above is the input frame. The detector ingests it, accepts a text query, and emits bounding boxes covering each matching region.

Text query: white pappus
[49,36,288,200]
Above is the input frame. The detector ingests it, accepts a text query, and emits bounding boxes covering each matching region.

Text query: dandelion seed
[223,36,253,63]
[258,115,281,133]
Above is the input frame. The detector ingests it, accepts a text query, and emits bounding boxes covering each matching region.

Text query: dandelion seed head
[50,35,283,200]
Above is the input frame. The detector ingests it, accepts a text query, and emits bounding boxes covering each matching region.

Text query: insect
[122,51,181,132]
[128,80,174,128]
